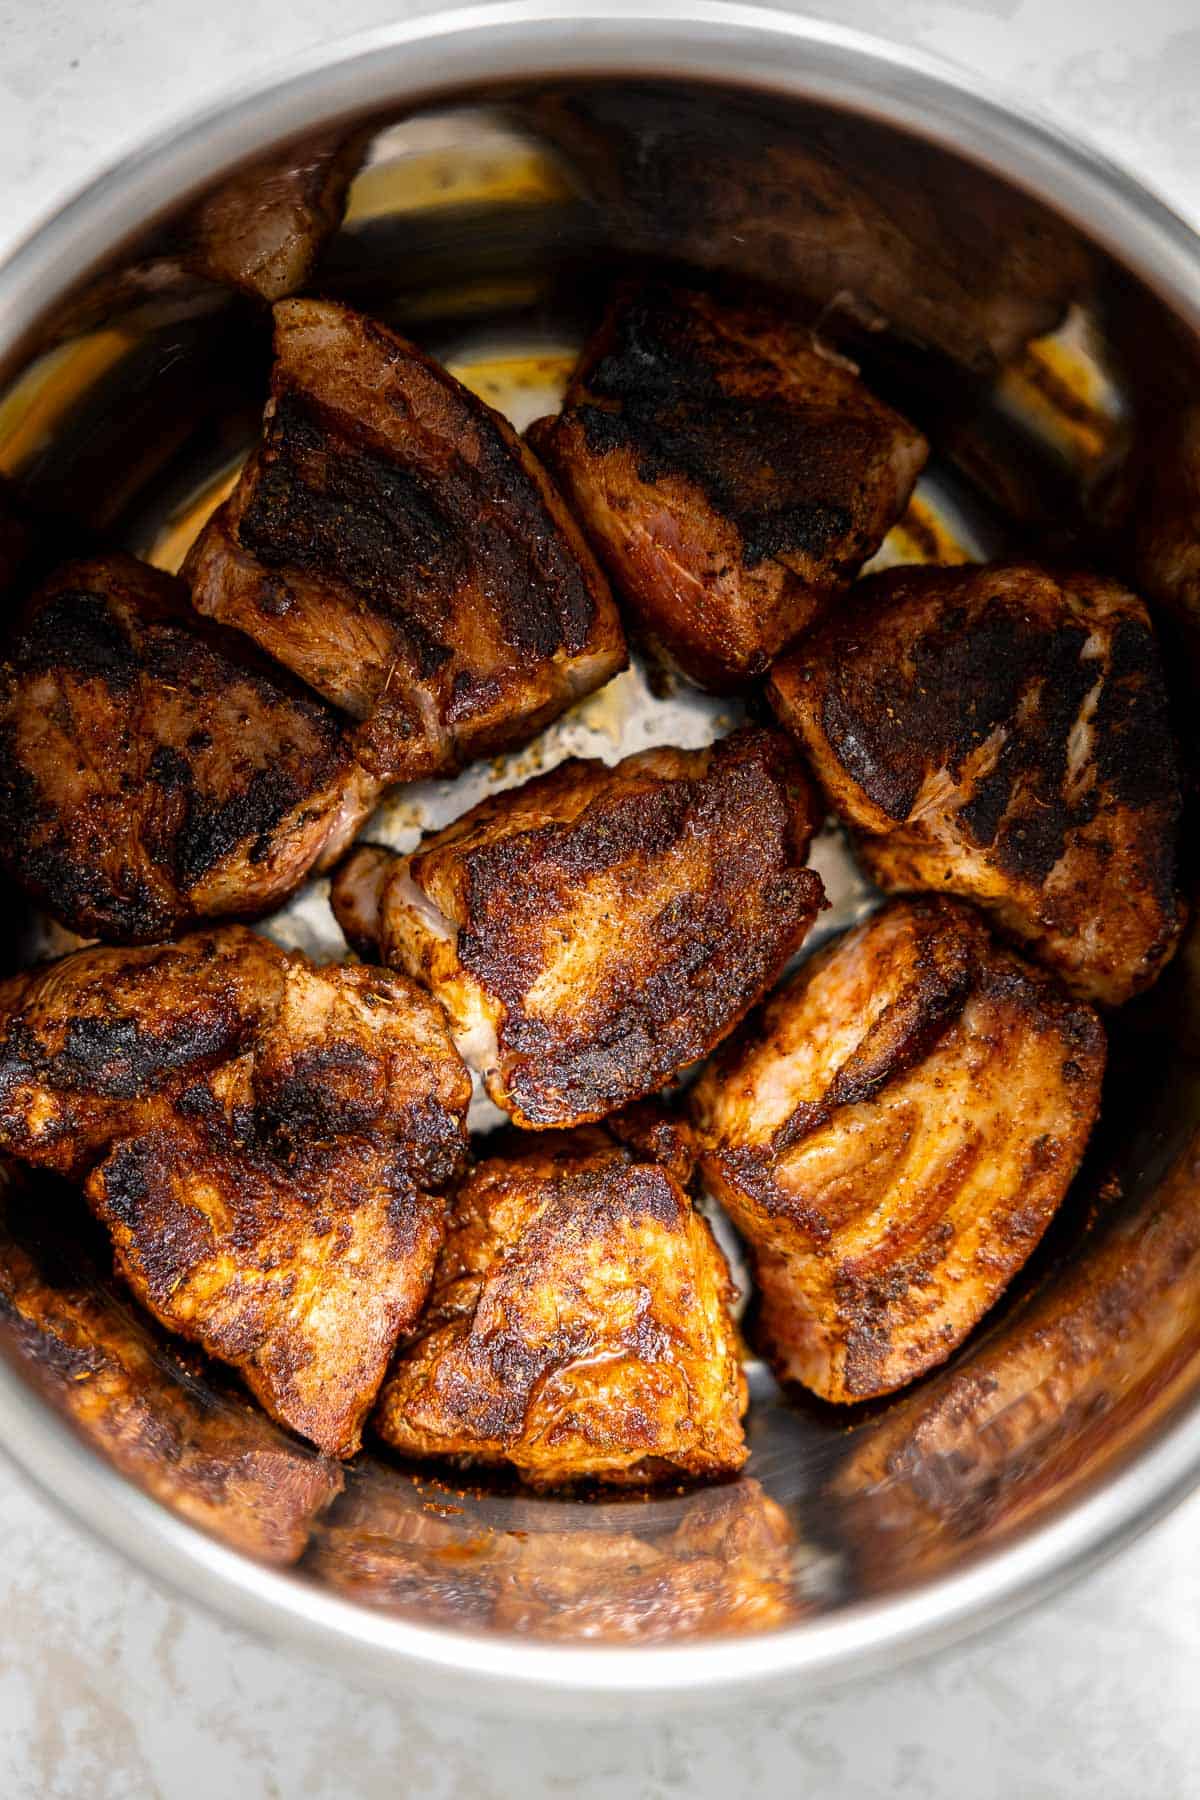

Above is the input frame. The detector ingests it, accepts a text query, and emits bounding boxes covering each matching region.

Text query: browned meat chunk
[87,1119,447,1461]
[0,554,379,943]
[372,1123,747,1487]
[185,299,626,781]
[332,727,825,1127]
[769,561,1184,1005]
[0,1181,343,1563]
[532,284,926,687]
[691,897,1105,1403]
[38,132,367,349]
[0,927,284,1179]
[0,929,471,1455]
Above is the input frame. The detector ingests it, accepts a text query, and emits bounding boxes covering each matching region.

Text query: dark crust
[535,284,924,688]
[251,961,471,1194]
[574,286,866,568]
[604,1101,698,1187]
[0,554,356,942]
[181,300,625,784]
[0,932,280,1173]
[182,301,625,782]
[240,390,465,665]
[89,1118,450,1456]
[796,568,1179,860]
[0,930,471,1452]
[240,341,601,659]
[0,1008,251,1104]
[768,561,1184,1001]
[445,728,824,1123]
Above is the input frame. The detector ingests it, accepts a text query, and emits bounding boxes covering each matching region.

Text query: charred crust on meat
[239,392,465,628]
[769,561,1185,1003]
[410,727,825,1123]
[576,285,863,567]
[536,283,924,688]
[235,329,603,663]
[12,587,145,689]
[0,554,363,941]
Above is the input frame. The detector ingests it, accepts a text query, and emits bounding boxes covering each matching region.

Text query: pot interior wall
[1,77,1199,1650]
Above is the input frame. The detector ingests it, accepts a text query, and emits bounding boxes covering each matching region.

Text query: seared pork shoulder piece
[0,554,379,943]
[690,897,1105,1403]
[38,131,367,347]
[0,929,471,1455]
[769,561,1184,1006]
[0,1183,343,1564]
[0,927,284,1179]
[332,727,825,1127]
[185,298,625,781]
[530,284,926,688]
[372,1122,747,1487]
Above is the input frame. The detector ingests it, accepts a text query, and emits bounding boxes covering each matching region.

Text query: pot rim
[1,0,1199,1709]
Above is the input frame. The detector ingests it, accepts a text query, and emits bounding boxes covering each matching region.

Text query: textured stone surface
[2,0,1199,1793]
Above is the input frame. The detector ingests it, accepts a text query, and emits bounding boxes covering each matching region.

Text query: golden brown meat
[185,298,626,782]
[0,1181,343,1564]
[834,1122,1200,1585]
[0,554,379,943]
[0,929,471,1455]
[690,897,1105,1403]
[373,1124,747,1487]
[307,1468,799,1640]
[769,561,1184,1006]
[0,927,283,1179]
[87,1119,447,1460]
[531,284,926,688]
[333,727,825,1127]
[527,87,1092,377]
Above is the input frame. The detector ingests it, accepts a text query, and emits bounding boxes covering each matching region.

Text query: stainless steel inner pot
[2,2,1200,1713]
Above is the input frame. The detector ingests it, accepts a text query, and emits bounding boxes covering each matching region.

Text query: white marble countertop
[2,1,1199,1794]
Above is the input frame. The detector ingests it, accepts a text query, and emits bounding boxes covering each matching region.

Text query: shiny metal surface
[1,2,1200,1711]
